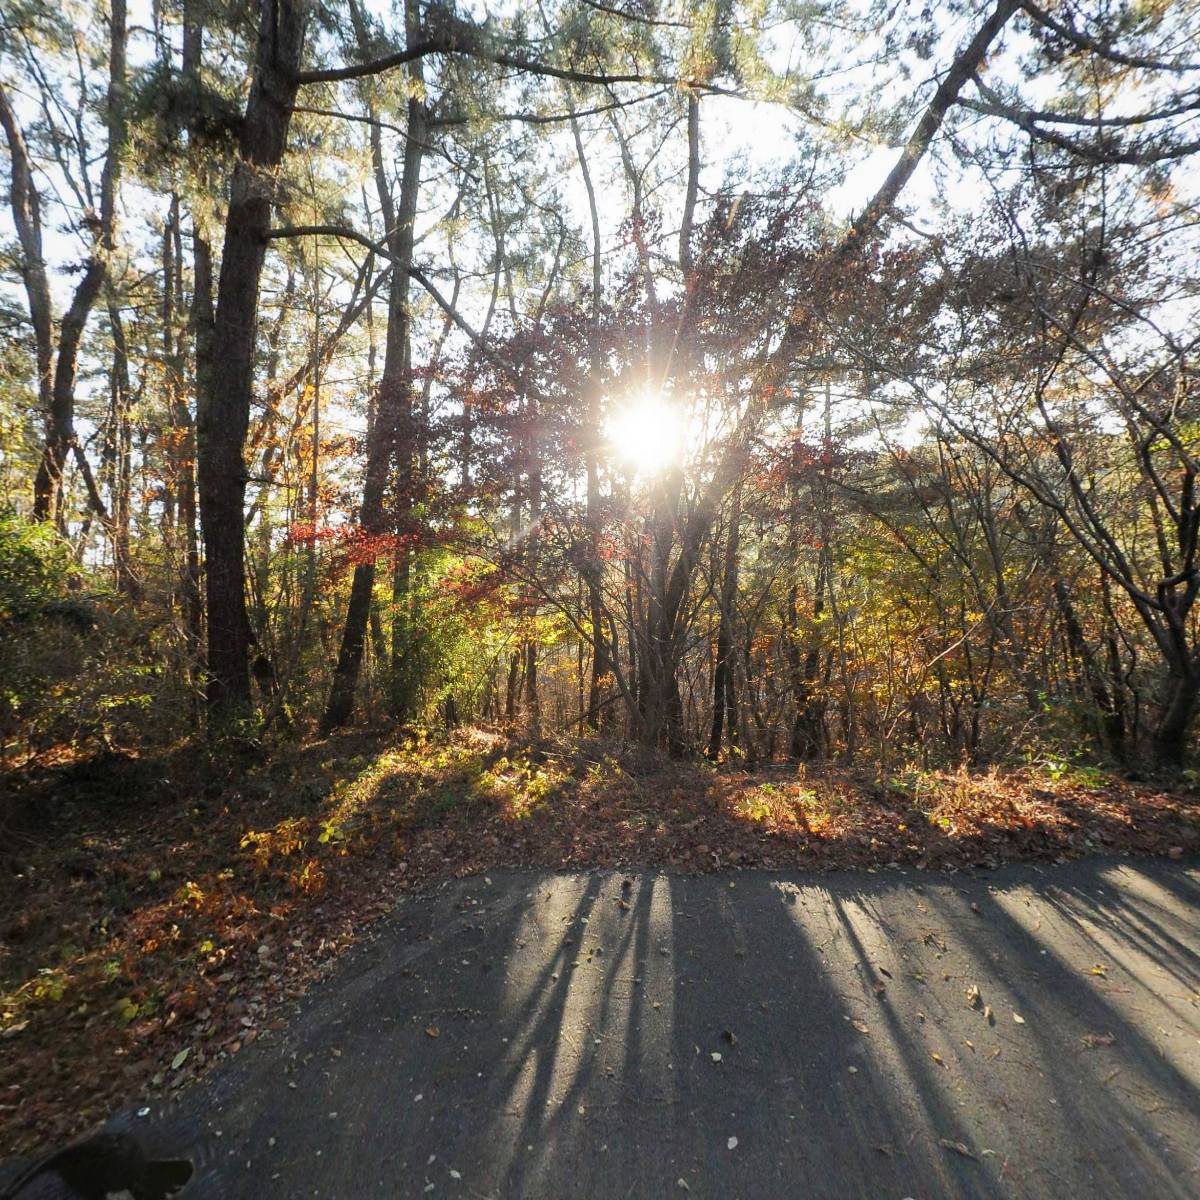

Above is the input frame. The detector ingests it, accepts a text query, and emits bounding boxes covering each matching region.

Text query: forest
[1,0,1200,1164]
[2,0,1199,769]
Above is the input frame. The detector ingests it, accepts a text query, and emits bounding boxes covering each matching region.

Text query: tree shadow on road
[158,859,1199,1200]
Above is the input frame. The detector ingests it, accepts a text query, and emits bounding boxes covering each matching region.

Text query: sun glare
[606,394,687,477]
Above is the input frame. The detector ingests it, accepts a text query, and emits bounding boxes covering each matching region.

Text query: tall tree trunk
[524,409,542,737]
[707,483,741,759]
[786,553,827,761]
[1,0,126,527]
[323,0,424,730]
[389,314,416,720]
[0,87,53,458]
[105,299,137,596]
[1153,666,1198,769]
[197,0,307,719]
[641,482,688,754]
[505,650,521,719]
[1054,577,1126,760]
[568,100,613,730]
[184,201,212,709]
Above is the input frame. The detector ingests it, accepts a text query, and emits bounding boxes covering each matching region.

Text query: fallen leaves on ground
[938,1137,978,1160]
[1,725,1196,1155]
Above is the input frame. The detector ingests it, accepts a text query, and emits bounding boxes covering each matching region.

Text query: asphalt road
[52,859,1200,1197]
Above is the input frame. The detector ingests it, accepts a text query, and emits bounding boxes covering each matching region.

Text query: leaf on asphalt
[982,1005,994,1024]
[1082,1031,1116,1049]
[939,1138,978,1160]
[851,1019,869,1034]
[965,984,981,1009]
[711,1052,722,1062]
[170,1048,190,1070]
[1012,1012,1025,1025]
[721,1029,737,1045]
[872,980,887,997]
[727,1136,738,1151]
[931,1052,945,1066]
[425,1026,440,1038]
[1090,964,1108,977]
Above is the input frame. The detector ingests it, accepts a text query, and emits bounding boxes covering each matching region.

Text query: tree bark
[707,483,741,759]
[568,100,613,730]
[323,0,425,730]
[1153,666,1198,768]
[105,298,138,596]
[0,86,53,431]
[1054,577,1126,760]
[197,0,307,719]
[1,0,127,528]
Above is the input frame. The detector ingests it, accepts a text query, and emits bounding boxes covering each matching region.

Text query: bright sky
[3,0,1199,473]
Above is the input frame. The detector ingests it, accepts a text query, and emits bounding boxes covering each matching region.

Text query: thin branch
[970,73,1200,130]
[429,87,673,126]
[1018,0,1200,74]
[296,25,716,91]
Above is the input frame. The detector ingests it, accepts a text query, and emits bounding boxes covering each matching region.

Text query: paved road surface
[58,860,1200,1197]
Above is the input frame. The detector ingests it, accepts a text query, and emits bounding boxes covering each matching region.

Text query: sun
[605,393,687,477]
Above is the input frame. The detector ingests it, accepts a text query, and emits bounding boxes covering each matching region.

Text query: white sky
[3,0,1199,477]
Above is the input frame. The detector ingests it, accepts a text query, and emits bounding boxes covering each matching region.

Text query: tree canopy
[2,0,1199,768]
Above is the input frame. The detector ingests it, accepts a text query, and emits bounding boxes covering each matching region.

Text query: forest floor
[1,726,1197,1156]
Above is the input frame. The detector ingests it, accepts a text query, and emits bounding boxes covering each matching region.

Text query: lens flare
[606,393,687,476]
